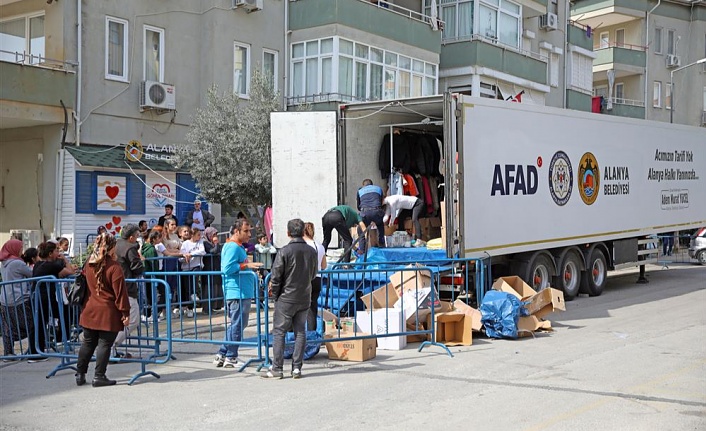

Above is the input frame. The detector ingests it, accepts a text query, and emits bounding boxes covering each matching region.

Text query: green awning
[64,144,180,172]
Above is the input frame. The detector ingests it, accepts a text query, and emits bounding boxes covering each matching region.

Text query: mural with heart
[146,183,176,208]
[103,216,123,236]
[97,175,127,211]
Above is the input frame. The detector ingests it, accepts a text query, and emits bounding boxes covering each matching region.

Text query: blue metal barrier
[31,277,173,385]
[0,276,54,362]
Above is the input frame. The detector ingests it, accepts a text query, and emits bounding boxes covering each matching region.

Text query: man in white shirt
[383,195,424,241]
[185,200,215,231]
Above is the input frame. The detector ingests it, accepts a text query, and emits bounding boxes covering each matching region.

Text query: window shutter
[75,171,94,213]
[128,174,146,214]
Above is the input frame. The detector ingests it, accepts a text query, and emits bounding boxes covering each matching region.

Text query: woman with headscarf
[0,239,34,360]
[202,227,223,311]
[75,233,130,387]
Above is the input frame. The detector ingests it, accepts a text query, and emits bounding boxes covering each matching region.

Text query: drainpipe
[75,0,82,146]
[283,0,289,110]
[644,0,661,120]
[563,0,569,108]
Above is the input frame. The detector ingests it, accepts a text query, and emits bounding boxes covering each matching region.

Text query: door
[176,173,208,226]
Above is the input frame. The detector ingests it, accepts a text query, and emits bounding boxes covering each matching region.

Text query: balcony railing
[363,0,442,27]
[444,34,547,63]
[594,42,646,51]
[0,49,77,72]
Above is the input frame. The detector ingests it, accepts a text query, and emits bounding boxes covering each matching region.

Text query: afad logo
[490,158,540,196]
[548,151,573,206]
[578,152,600,205]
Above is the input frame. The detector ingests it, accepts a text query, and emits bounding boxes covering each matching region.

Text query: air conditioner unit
[139,80,176,112]
[539,13,558,31]
[9,229,43,250]
[666,54,681,68]
[233,0,263,12]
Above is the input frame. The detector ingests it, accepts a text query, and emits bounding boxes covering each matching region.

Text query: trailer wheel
[581,249,607,296]
[525,254,555,291]
[696,250,705,265]
[557,251,582,301]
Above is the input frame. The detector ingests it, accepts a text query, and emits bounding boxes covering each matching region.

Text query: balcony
[440,36,547,85]
[0,54,76,129]
[604,98,645,119]
[567,23,593,51]
[593,44,646,79]
[570,0,645,29]
[289,0,441,54]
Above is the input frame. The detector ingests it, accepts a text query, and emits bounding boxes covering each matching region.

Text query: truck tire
[556,251,582,301]
[696,250,706,265]
[581,249,607,296]
[524,253,555,291]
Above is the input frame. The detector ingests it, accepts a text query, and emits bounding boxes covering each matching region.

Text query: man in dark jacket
[113,223,144,357]
[185,200,215,231]
[262,219,317,379]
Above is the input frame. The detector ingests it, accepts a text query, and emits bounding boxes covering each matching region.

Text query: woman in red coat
[75,234,130,387]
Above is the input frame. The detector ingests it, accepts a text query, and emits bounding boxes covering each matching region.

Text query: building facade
[571,0,706,125]
[0,0,285,250]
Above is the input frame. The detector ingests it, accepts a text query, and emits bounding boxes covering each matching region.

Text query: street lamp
[670,57,706,123]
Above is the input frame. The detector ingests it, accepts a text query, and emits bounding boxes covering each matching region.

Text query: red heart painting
[115,226,122,233]
[111,231,116,235]
[105,186,119,200]
[105,222,113,230]
[112,216,122,225]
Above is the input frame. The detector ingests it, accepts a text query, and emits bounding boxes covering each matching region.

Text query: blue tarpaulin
[479,290,529,339]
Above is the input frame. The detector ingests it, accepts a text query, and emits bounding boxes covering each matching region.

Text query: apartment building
[286,0,595,111]
[0,0,284,247]
[571,0,706,126]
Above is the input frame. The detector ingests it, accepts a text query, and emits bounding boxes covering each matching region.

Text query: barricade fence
[2,254,492,383]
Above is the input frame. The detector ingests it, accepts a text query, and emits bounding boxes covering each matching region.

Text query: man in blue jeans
[213,220,263,368]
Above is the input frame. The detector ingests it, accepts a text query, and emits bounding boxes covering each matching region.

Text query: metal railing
[358,0,443,27]
[0,49,77,72]
[442,34,548,63]
[594,42,647,52]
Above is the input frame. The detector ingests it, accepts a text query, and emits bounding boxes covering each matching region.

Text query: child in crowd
[179,228,206,318]
[254,233,276,270]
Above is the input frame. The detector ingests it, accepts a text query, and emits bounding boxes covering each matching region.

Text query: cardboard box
[395,287,432,323]
[356,309,406,350]
[339,317,357,333]
[428,312,473,346]
[492,276,537,300]
[324,333,377,362]
[405,320,428,343]
[524,288,566,319]
[384,224,398,236]
[429,217,442,228]
[452,299,483,331]
[420,218,431,228]
[360,283,400,311]
[517,315,553,337]
[388,263,432,295]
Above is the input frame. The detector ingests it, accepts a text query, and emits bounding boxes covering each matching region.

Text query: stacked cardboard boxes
[492,276,566,336]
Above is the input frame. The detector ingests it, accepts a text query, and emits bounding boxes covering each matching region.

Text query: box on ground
[384,224,398,236]
[324,333,376,362]
[428,311,473,346]
[517,315,553,337]
[492,276,537,300]
[524,287,565,319]
[388,263,432,296]
[452,299,483,331]
[356,309,406,350]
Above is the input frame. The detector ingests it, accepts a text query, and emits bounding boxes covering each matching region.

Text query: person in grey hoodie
[262,219,317,379]
[112,224,144,358]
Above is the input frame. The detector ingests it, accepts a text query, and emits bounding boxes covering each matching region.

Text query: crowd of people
[0,197,329,383]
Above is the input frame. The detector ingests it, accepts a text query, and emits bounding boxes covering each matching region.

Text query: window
[105,17,128,81]
[425,0,474,41]
[599,32,609,49]
[593,86,607,99]
[75,171,145,215]
[653,81,661,108]
[289,37,438,103]
[615,29,625,47]
[477,0,521,48]
[0,12,45,64]
[570,51,593,93]
[550,53,559,88]
[615,82,624,104]
[654,27,662,54]
[667,30,675,55]
[263,49,278,91]
[665,84,671,110]
[143,25,164,82]
[234,42,250,97]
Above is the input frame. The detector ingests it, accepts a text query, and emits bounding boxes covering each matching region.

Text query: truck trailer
[271,94,705,300]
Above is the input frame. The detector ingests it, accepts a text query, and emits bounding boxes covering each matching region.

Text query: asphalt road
[1,263,704,431]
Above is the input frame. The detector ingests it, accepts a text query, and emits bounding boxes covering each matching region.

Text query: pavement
[1,262,705,431]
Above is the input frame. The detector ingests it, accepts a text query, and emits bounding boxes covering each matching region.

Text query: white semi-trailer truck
[271,94,705,299]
